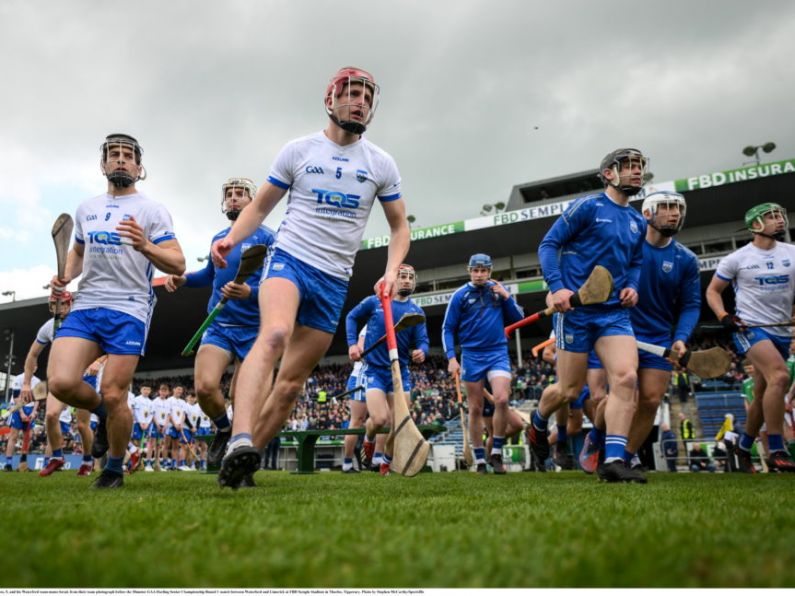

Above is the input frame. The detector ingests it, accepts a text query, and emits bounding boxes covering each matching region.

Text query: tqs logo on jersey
[356,169,368,183]
[662,261,673,273]
[753,274,789,286]
[312,188,361,209]
[305,166,324,175]
[86,230,123,245]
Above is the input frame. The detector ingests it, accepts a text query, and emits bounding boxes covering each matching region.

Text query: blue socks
[213,413,232,432]
[474,447,486,462]
[556,425,567,445]
[91,400,107,421]
[53,449,64,459]
[605,435,628,462]
[768,434,785,453]
[739,433,755,452]
[106,456,124,475]
[532,411,549,432]
[492,436,505,455]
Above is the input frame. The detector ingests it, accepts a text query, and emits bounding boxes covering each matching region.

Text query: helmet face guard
[100,133,146,188]
[745,202,788,240]
[397,264,416,297]
[599,148,648,196]
[221,177,257,221]
[641,191,687,237]
[325,67,380,135]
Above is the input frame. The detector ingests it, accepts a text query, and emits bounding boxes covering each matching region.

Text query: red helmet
[49,290,73,305]
[324,66,380,135]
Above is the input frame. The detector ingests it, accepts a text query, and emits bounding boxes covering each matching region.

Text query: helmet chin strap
[755,230,785,241]
[650,223,677,238]
[107,170,135,188]
[330,113,366,135]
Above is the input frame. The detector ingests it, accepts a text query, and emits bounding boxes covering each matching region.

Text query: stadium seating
[694,391,746,438]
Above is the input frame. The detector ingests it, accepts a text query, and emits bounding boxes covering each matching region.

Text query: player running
[706,202,795,472]
[346,264,429,475]
[47,133,185,489]
[442,253,524,474]
[538,148,647,483]
[165,177,275,474]
[3,374,41,471]
[212,67,410,488]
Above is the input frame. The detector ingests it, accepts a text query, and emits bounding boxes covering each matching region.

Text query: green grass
[2,470,793,588]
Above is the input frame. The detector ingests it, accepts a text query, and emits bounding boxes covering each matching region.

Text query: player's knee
[768,370,790,393]
[370,411,389,427]
[45,410,60,425]
[48,375,80,400]
[194,378,217,399]
[274,379,304,404]
[638,392,662,411]
[612,369,638,392]
[260,325,291,354]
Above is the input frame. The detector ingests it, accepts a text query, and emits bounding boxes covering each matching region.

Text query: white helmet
[641,191,686,237]
[221,177,257,221]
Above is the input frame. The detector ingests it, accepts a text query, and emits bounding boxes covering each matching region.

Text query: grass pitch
[2,469,793,588]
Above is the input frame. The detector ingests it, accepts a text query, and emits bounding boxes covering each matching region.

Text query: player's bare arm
[20,341,45,402]
[116,217,185,275]
[375,198,410,297]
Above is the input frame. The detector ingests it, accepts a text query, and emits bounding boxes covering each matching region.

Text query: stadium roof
[1,157,793,377]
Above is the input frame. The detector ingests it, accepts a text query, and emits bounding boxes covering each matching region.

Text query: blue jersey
[185,226,275,326]
[345,295,429,369]
[632,240,701,343]
[442,282,524,359]
[538,193,646,309]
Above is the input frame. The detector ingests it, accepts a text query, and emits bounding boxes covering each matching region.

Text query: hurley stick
[51,214,74,331]
[181,244,268,356]
[505,266,613,337]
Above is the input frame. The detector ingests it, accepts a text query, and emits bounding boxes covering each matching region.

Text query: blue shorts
[167,427,182,440]
[132,423,147,441]
[197,427,212,436]
[636,335,673,372]
[262,248,348,334]
[9,408,34,431]
[59,421,71,436]
[734,328,791,360]
[363,363,411,394]
[180,429,193,444]
[150,427,164,440]
[555,307,634,353]
[56,307,148,356]
[460,349,512,383]
[201,323,258,361]
[346,367,367,403]
[571,386,590,410]
[82,375,98,391]
[90,420,98,432]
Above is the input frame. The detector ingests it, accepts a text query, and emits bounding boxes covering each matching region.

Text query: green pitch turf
[2,470,793,588]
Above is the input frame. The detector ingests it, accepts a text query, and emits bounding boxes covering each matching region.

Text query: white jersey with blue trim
[35,319,56,346]
[134,395,153,424]
[266,131,402,280]
[715,241,795,337]
[73,192,177,323]
[12,373,41,393]
[152,397,170,426]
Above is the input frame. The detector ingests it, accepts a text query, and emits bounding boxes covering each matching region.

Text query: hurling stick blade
[233,244,268,284]
[389,362,430,477]
[681,347,733,379]
[573,265,613,306]
[51,214,73,277]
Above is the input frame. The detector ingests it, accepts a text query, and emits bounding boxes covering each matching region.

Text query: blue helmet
[468,253,492,269]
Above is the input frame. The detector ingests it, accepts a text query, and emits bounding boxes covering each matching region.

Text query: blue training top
[345,295,429,369]
[632,239,701,343]
[538,192,646,309]
[442,281,524,359]
[185,225,275,327]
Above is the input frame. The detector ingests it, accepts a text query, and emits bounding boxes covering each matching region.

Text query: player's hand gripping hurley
[379,290,430,477]
[181,244,268,356]
[505,266,614,337]
[51,213,74,331]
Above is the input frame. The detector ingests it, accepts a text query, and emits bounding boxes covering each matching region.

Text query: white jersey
[59,406,73,425]
[127,392,136,411]
[134,395,153,425]
[152,397,170,426]
[184,402,201,430]
[168,396,185,428]
[73,192,176,323]
[266,131,402,280]
[716,242,795,337]
[199,411,212,430]
[12,373,41,393]
[35,319,57,346]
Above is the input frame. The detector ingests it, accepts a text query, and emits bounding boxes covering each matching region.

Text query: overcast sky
[1,0,793,301]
